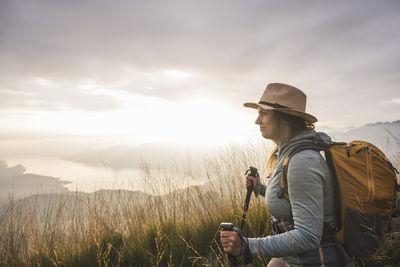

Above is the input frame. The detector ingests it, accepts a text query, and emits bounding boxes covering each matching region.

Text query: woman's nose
[255,115,261,125]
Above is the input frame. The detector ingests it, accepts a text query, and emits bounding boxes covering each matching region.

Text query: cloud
[0,0,399,128]
[0,77,123,111]
[1,1,398,75]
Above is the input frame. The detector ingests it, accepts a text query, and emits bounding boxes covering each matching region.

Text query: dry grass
[0,139,398,267]
[0,142,272,266]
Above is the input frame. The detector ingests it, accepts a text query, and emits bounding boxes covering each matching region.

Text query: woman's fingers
[246,175,258,187]
[219,230,242,256]
[219,231,239,253]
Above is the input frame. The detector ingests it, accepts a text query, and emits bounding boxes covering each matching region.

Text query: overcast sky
[1,0,399,148]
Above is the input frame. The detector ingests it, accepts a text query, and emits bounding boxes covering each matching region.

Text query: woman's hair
[273,110,315,137]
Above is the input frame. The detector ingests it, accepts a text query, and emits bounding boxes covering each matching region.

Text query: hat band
[258,101,289,109]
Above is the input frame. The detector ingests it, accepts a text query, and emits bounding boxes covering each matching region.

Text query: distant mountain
[66,121,400,171]
[0,185,220,222]
[328,120,400,160]
[64,142,208,170]
[0,160,70,199]
[5,189,152,208]
[364,120,400,128]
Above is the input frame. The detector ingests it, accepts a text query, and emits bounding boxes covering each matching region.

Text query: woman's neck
[272,123,293,145]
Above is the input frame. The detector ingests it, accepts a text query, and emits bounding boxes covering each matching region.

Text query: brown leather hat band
[258,101,289,109]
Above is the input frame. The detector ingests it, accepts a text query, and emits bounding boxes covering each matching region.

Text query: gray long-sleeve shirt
[246,130,336,265]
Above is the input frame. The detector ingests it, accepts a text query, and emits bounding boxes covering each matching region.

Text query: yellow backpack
[270,140,399,258]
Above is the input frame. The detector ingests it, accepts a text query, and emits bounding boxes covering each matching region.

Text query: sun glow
[20,94,253,147]
[116,95,252,146]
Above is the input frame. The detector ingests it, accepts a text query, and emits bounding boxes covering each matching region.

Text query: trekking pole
[219,166,259,266]
[241,166,258,229]
[220,222,238,267]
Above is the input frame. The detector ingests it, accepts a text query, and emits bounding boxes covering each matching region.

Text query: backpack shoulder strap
[278,144,328,200]
[267,145,279,177]
[277,144,338,239]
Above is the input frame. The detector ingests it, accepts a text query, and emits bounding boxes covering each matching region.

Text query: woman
[220,83,346,266]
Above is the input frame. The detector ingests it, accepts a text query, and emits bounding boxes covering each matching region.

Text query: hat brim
[243,102,318,123]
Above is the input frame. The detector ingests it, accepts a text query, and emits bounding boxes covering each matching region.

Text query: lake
[4,157,204,195]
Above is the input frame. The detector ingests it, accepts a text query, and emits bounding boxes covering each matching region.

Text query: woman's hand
[246,174,261,196]
[219,230,242,257]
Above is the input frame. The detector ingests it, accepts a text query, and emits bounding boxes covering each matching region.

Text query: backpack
[269,140,399,258]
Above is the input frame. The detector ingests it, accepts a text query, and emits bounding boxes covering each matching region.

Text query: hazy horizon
[1,120,399,196]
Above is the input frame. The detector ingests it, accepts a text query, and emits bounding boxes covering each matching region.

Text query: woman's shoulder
[290,148,325,163]
[287,148,329,180]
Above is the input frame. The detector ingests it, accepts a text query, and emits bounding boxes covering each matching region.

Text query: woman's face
[255,108,279,141]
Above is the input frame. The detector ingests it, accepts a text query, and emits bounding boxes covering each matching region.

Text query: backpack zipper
[356,145,375,203]
[367,147,375,202]
[371,149,399,174]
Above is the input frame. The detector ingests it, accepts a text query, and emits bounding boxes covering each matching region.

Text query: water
[4,157,145,193]
[3,157,205,196]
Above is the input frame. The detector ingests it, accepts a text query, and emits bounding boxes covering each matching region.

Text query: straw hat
[243,83,318,123]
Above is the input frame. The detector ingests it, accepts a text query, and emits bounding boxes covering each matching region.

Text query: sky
[1,0,399,152]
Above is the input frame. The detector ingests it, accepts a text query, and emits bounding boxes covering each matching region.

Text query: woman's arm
[245,150,325,258]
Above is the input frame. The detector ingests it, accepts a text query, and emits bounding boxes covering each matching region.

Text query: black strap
[258,101,290,109]
[270,216,334,243]
[321,222,336,243]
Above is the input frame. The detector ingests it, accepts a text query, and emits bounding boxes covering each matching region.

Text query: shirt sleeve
[246,150,325,257]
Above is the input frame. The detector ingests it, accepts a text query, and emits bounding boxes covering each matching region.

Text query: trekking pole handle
[245,166,259,189]
[241,166,258,229]
[220,222,238,267]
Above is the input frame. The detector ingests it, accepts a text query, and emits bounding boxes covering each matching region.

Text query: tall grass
[0,140,398,266]
[0,142,272,266]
